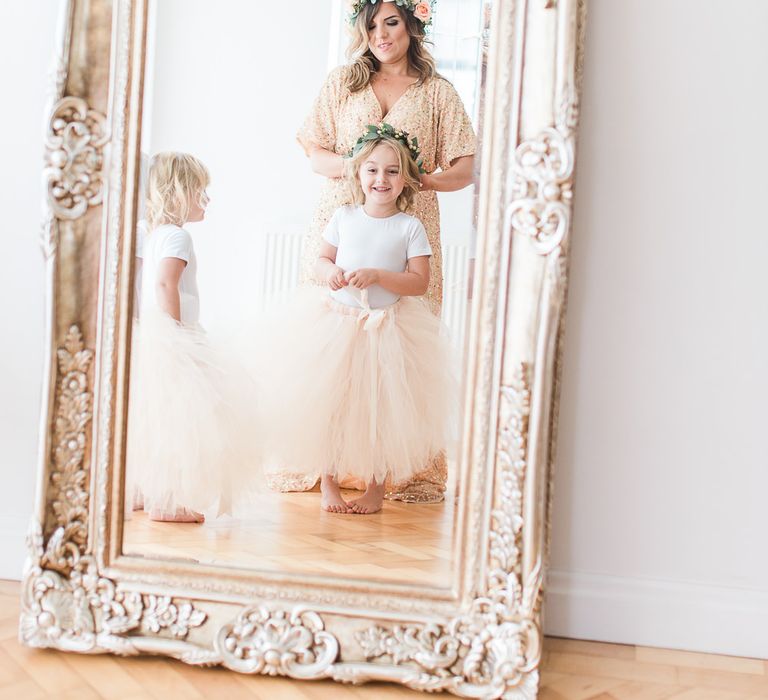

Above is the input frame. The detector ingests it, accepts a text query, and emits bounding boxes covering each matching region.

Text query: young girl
[264,125,456,514]
[127,152,258,522]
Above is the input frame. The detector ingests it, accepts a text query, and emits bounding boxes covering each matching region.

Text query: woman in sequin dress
[271,0,476,503]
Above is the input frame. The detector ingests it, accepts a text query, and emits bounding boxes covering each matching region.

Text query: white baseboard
[0,515,28,581]
[544,569,768,659]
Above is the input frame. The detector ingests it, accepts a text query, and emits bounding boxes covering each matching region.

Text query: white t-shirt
[139,223,200,325]
[323,206,432,309]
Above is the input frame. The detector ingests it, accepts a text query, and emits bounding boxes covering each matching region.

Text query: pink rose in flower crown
[413,1,432,23]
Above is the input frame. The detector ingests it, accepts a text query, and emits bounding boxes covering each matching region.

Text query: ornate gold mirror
[21,1,585,696]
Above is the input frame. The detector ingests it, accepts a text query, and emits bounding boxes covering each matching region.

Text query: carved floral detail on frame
[44,96,108,221]
[21,524,209,654]
[42,326,94,574]
[216,607,339,678]
[508,85,579,257]
[509,126,575,255]
[142,595,206,637]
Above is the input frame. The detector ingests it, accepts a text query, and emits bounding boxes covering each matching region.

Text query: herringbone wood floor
[4,581,767,698]
[123,489,455,584]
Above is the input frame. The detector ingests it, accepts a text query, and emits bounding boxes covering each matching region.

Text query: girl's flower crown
[347,122,425,174]
[347,0,435,29]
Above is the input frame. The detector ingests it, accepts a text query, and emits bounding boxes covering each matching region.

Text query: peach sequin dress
[268,65,475,502]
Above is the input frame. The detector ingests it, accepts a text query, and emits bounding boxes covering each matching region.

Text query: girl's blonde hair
[345,3,437,93]
[146,152,210,229]
[345,136,421,212]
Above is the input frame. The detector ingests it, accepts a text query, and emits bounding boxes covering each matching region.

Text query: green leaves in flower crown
[346,122,426,174]
[347,0,435,28]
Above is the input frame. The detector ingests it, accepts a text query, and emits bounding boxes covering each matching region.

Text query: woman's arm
[316,240,348,290]
[420,155,474,193]
[307,144,345,179]
[346,255,430,297]
[155,257,186,322]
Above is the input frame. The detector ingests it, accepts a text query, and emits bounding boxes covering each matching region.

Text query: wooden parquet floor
[540,638,768,699]
[4,581,767,698]
[123,489,455,584]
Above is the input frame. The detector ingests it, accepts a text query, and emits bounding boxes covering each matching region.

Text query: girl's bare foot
[149,507,205,523]
[321,474,350,513]
[349,479,385,515]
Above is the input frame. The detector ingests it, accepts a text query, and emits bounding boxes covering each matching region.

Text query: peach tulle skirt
[126,308,262,517]
[255,289,457,485]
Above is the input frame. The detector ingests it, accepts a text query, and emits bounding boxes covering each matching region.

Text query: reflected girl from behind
[127,152,259,523]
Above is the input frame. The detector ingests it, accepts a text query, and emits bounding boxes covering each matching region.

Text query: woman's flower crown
[347,122,425,174]
[347,0,435,29]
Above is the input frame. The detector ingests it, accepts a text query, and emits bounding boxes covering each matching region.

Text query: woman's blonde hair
[345,3,437,93]
[146,152,210,229]
[345,136,421,212]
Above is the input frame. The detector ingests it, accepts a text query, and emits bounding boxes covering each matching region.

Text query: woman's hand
[419,156,475,193]
[327,265,348,291]
[346,268,380,289]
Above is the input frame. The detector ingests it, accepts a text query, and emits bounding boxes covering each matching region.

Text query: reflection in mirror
[123,0,493,586]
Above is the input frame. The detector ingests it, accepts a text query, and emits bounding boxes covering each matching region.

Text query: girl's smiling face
[359,143,405,209]
[367,4,410,65]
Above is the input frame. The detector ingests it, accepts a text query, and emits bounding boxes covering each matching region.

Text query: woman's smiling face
[366,3,411,65]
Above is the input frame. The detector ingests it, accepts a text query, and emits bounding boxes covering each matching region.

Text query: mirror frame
[20,0,586,696]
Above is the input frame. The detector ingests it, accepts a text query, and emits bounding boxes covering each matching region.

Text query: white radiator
[441,243,470,349]
[259,232,303,309]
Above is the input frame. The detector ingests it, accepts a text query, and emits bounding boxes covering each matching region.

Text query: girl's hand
[345,268,380,289]
[328,266,348,291]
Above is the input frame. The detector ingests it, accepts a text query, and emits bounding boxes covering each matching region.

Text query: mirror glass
[123,0,493,586]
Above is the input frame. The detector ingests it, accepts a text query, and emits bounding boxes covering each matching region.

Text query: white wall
[3,1,767,660]
[0,2,58,580]
[545,0,768,659]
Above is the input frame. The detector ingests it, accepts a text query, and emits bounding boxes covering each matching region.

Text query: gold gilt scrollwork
[44,97,108,221]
